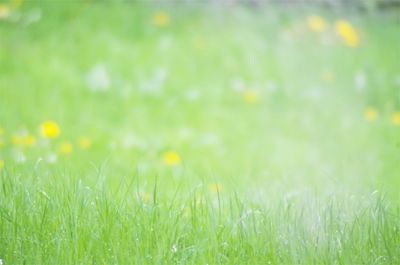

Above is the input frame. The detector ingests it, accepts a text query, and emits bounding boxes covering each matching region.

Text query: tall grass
[1,170,399,264]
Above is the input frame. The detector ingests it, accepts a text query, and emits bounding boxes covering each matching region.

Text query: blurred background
[1,0,400,201]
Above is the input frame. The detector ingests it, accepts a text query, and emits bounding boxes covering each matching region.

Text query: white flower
[86,64,111,92]
[109,141,117,150]
[137,162,150,174]
[200,133,219,146]
[355,71,367,91]
[46,153,58,164]
[121,134,147,150]
[140,68,167,94]
[158,35,172,50]
[121,134,135,150]
[266,81,277,93]
[185,89,200,101]
[178,127,193,141]
[303,87,322,102]
[171,244,178,253]
[394,75,400,86]
[231,78,245,92]
[25,8,42,25]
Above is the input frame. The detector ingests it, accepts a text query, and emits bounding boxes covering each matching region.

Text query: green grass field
[1,1,400,264]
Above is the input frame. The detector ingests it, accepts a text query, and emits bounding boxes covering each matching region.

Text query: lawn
[1,1,400,264]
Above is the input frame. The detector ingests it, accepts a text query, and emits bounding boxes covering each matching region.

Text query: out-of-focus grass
[1,1,400,264]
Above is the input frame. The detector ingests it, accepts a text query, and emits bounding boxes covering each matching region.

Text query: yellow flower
[391,112,400,125]
[183,207,192,218]
[322,70,334,83]
[335,20,359,48]
[59,141,73,155]
[11,0,22,9]
[23,134,36,147]
[0,4,10,19]
[138,191,150,204]
[0,159,4,170]
[78,137,92,149]
[0,127,4,135]
[40,121,60,139]
[192,36,207,50]
[208,183,223,193]
[364,107,378,122]
[152,11,170,27]
[11,133,35,148]
[307,15,327,33]
[243,90,259,104]
[11,134,24,147]
[163,151,181,166]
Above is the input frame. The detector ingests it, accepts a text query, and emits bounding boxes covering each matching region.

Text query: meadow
[1,1,400,264]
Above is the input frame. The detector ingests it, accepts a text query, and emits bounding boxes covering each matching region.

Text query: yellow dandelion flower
[322,70,334,83]
[0,4,10,19]
[138,191,150,204]
[163,151,181,166]
[152,11,170,27]
[40,121,60,139]
[0,159,4,170]
[391,112,400,126]
[364,107,378,122]
[335,20,359,48]
[59,141,73,155]
[0,127,4,135]
[208,183,223,193]
[11,134,24,147]
[243,90,259,104]
[11,0,23,9]
[78,137,92,149]
[183,207,192,218]
[10,133,35,148]
[192,36,207,50]
[307,15,327,33]
[23,134,36,147]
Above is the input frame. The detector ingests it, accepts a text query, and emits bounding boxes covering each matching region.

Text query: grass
[1,1,400,264]
[1,173,400,264]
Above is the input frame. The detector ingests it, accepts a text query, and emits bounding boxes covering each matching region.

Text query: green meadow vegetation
[1,1,400,264]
